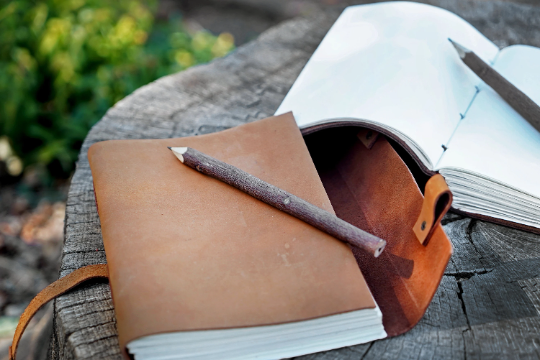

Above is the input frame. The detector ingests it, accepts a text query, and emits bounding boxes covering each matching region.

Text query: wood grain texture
[51,1,540,359]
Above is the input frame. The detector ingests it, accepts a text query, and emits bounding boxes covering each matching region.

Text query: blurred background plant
[0,0,234,185]
[0,1,238,355]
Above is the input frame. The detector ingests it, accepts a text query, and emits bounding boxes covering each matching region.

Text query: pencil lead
[448,38,469,59]
[167,147,172,150]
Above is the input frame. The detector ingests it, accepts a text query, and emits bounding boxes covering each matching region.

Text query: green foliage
[0,0,234,180]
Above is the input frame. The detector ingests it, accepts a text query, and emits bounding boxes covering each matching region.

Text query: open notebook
[276,1,540,232]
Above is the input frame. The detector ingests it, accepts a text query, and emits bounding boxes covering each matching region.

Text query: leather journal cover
[88,113,379,356]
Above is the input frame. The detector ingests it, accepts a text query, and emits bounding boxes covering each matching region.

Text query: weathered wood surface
[51,0,540,359]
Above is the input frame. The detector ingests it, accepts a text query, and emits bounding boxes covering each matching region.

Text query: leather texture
[304,126,452,337]
[413,174,453,245]
[9,264,109,360]
[88,113,376,357]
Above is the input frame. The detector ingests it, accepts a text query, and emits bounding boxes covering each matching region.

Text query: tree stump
[50,1,540,359]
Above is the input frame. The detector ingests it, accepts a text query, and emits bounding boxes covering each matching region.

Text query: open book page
[437,45,540,200]
[276,1,499,169]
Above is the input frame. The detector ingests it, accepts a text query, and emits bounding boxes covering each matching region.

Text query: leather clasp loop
[413,174,453,245]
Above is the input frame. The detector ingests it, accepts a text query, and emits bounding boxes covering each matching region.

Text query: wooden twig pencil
[449,38,540,132]
[169,146,386,257]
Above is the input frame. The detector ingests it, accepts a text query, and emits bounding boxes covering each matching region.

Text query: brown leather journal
[10,112,452,360]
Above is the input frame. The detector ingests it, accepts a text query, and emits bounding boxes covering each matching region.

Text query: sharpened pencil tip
[170,147,188,163]
[448,38,469,59]
[167,146,172,150]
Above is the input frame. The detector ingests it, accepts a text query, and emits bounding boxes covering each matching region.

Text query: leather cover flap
[304,126,453,336]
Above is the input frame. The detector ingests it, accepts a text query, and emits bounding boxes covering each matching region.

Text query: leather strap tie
[9,264,109,360]
[413,174,453,245]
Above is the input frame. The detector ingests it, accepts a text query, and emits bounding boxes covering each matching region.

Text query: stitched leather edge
[9,264,109,360]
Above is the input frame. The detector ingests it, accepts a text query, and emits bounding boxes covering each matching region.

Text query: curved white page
[437,45,540,199]
[276,1,498,168]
